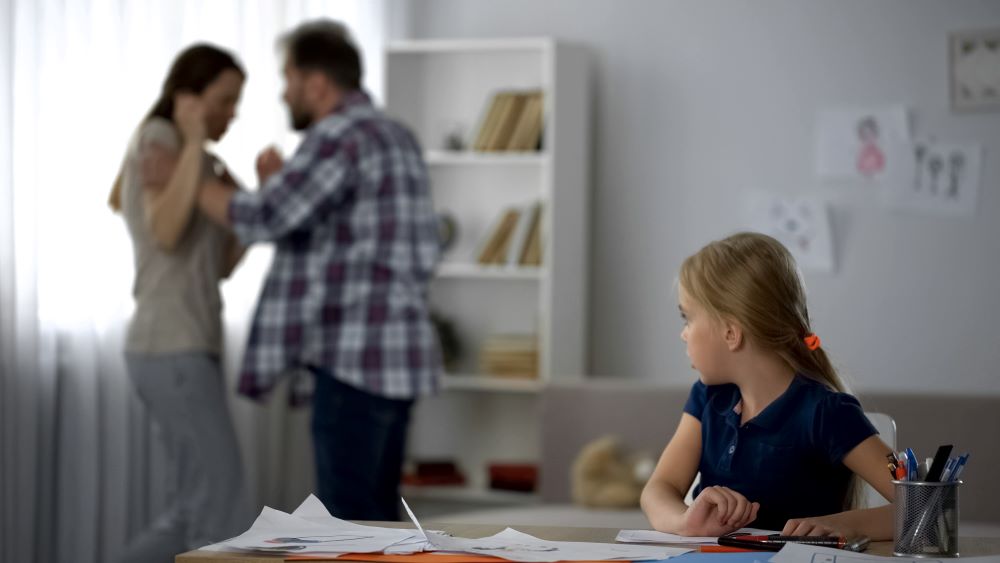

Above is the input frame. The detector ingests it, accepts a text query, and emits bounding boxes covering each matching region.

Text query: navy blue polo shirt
[684,374,877,531]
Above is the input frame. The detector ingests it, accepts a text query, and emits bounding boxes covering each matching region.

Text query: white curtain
[0,1,387,561]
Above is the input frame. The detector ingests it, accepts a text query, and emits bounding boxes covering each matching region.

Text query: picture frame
[950,28,1000,111]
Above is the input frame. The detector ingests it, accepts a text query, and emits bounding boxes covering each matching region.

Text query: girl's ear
[722,319,744,352]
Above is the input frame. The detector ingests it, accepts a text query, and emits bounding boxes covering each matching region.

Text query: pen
[949,453,970,482]
[940,458,956,482]
[700,545,757,553]
[718,534,870,552]
[895,465,907,480]
[905,448,919,481]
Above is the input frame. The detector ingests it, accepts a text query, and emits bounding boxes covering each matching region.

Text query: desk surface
[176,521,1000,562]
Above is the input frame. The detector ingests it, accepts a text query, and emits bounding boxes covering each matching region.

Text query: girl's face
[678,285,731,385]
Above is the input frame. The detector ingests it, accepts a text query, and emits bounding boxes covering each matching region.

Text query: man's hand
[679,486,760,537]
[198,178,237,228]
[256,146,284,185]
[173,93,206,142]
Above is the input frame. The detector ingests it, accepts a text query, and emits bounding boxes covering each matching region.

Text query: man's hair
[280,19,362,90]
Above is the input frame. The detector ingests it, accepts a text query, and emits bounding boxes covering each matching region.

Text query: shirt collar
[714,374,810,430]
[331,89,372,115]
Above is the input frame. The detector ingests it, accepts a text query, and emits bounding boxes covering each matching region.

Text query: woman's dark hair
[280,20,362,90]
[147,43,245,123]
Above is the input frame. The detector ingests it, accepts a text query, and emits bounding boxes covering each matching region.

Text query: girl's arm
[640,413,759,536]
[781,434,896,540]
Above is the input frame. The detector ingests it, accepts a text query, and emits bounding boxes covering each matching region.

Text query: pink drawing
[856,116,885,177]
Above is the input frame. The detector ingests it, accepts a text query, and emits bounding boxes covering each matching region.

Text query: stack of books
[476,201,543,267]
[471,90,544,152]
[480,334,539,379]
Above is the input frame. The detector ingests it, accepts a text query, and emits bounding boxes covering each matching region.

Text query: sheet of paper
[202,495,422,555]
[425,527,689,562]
[744,191,835,273]
[883,140,983,217]
[816,106,911,182]
[769,542,999,563]
[616,528,778,545]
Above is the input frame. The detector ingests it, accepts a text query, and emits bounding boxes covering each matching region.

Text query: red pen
[700,545,758,553]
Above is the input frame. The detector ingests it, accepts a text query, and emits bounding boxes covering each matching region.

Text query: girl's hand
[680,486,760,537]
[173,93,206,142]
[782,516,843,537]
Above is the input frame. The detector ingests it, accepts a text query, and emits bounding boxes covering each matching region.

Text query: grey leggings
[115,353,250,563]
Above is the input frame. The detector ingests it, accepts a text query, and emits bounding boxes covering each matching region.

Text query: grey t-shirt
[121,117,231,355]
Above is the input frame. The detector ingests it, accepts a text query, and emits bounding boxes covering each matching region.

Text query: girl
[640,232,895,540]
[108,44,250,562]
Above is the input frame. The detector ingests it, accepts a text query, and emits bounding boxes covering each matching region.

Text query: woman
[108,44,250,562]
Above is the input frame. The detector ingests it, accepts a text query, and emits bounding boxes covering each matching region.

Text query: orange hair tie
[804,333,821,351]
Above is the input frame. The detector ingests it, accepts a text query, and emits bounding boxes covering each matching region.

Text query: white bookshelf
[384,38,589,508]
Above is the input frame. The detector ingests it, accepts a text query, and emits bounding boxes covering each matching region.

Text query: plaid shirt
[229,91,441,402]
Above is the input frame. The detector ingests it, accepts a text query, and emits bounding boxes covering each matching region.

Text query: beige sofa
[432,380,1000,535]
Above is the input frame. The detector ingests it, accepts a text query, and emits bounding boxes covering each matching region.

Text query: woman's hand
[173,93,206,142]
[680,486,760,537]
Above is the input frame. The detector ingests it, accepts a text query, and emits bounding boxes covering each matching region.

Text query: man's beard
[290,107,312,131]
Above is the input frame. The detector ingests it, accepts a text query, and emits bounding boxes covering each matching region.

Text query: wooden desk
[176,522,1000,562]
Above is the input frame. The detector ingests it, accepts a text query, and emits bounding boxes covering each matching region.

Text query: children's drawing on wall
[885,141,983,216]
[855,116,885,177]
[816,107,910,183]
[950,28,1000,111]
[745,191,835,273]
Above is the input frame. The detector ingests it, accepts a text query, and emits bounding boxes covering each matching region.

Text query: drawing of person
[855,116,885,178]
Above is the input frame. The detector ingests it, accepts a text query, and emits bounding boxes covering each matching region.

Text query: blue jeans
[116,353,251,563]
[310,368,414,521]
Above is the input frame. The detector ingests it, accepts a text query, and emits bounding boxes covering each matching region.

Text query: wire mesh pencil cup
[893,480,961,557]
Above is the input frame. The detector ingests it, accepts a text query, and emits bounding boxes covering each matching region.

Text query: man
[198,20,441,521]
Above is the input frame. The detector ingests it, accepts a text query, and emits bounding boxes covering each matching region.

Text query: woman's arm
[220,232,246,279]
[143,95,206,251]
[781,434,896,540]
[640,413,759,536]
[214,164,246,278]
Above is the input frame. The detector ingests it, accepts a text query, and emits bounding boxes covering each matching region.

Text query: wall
[394,0,1000,394]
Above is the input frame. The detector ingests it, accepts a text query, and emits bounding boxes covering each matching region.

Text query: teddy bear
[570,435,656,508]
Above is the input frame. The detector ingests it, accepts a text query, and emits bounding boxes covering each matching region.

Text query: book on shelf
[505,202,539,266]
[485,92,526,151]
[518,202,543,266]
[506,91,544,151]
[470,90,544,152]
[471,91,509,151]
[480,334,539,379]
[475,207,520,265]
[475,201,544,267]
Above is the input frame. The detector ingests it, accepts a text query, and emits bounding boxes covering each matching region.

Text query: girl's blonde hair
[679,231,844,392]
[680,231,861,508]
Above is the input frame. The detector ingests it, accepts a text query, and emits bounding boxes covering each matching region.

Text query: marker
[925,445,953,482]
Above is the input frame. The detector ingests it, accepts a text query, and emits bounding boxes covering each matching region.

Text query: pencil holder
[893,480,961,558]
